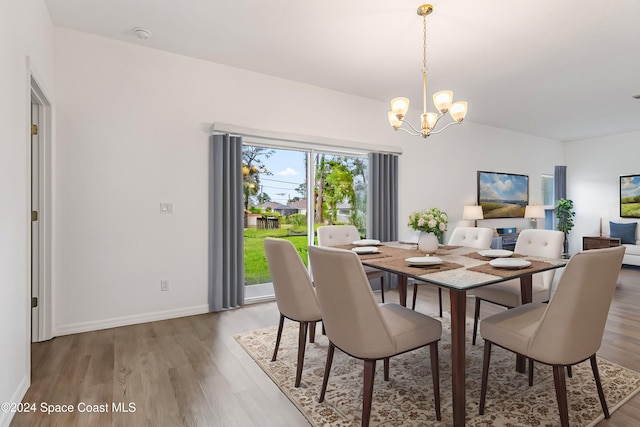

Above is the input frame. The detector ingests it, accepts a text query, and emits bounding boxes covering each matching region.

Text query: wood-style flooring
[10,267,640,426]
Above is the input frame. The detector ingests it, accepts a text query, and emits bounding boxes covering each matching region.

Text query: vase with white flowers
[408,207,448,254]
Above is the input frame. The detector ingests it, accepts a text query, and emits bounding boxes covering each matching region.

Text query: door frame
[28,58,54,342]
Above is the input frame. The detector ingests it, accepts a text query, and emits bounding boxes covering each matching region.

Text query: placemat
[364,257,464,276]
[466,259,555,278]
[463,252,524,261]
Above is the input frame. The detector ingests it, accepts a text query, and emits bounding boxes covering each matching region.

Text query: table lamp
[463,205,484,227]
[524,205,545,229]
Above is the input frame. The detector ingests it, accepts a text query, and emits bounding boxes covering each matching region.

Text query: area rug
[234,314,640,426]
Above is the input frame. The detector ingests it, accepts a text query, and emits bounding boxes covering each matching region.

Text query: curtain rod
[210,122,402,155]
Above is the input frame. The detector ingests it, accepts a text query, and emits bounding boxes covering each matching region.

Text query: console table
[582,236,621,250]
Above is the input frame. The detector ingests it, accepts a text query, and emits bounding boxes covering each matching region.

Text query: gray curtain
[368,152,399,289]
[554,165,567,201]
[209,134,244,311]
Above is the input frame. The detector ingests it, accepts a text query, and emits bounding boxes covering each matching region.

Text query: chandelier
[387,4,468,138]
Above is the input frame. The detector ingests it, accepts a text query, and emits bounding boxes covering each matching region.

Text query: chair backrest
[264,238,322,322]
[514,229,564,290]
[528,246,625,364]
[316,225,362,246]
[308,245,395,359]
[447,227,493,249]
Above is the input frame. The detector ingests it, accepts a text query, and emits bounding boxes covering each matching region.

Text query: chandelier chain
[423,13,427,72]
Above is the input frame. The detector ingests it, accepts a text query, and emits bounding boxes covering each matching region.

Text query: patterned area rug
[235,314,640,426]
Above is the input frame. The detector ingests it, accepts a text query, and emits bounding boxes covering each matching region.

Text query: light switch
[160,202,173,214]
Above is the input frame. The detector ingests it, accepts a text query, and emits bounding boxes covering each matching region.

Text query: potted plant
[555,198,575,258]
[408,207,448,254]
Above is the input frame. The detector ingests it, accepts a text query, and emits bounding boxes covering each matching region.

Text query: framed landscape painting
[477,171,529,218]
[620,174,640,218]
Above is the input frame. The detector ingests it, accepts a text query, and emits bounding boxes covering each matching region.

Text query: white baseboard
[54,305,210,336]
[0,375,30,427]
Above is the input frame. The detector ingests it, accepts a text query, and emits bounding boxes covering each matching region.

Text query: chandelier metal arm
[396,126,422,136]
[398,119,423,135]
[427,120,462,135]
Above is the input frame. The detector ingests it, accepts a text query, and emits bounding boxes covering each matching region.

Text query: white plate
[353,239,381,246]
[489,258,532,269]
[479,249,514,258]
[352,246,379,254]
[405,256,443,266]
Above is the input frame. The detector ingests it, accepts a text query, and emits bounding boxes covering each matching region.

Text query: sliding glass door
[242,143,368,302]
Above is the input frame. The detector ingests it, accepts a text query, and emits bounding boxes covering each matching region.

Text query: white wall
[53,28,564,334]
[566,131,640,254]
[0,1,55,425]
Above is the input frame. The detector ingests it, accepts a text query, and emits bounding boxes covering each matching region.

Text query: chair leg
[429,342,442,421]
[412,282,418,310]
[319,343,335,403]
[295,322,308,387]
[438,288,443,317]
[590,355,610,419]
[528,358,534,386]
[567,365,572,378]
[383,357,390,381]
[552,365,570,427]
[472,297,481,346]
[380,276,385,303]
[271,314,285,362]
[479,341,492,415]
[309,321,316,344]
[362,360,376,427]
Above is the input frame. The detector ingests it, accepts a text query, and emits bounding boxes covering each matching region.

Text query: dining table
[345,241,567,427]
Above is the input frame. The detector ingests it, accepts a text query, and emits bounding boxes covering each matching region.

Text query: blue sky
[621,175,640,199]
[258,148,306,204]
[478,172,528,201]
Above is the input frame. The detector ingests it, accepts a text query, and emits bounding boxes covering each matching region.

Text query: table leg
[450,290,467,427]
[397,275,408,307]
[516,274,533,372]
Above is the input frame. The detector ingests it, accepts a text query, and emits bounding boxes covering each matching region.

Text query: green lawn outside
[244,227,310,285]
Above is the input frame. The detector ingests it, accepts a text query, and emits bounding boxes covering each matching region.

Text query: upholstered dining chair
[264,238,323,388]
[316,225,386,302]
[412,227,494,314]
[308,245,442,427]
[479,246,625,427]
[472,228,564,345]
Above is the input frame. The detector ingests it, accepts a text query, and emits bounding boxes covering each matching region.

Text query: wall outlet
[160,279,170,291]
[160,202,173,214]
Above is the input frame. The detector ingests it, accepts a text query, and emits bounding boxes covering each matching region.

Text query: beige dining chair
[479,246,625,427]
[472,228,564,345]
[308,245,442,427]
[264,238,323,388]
[316,225,386,302]
[412,227,494,314]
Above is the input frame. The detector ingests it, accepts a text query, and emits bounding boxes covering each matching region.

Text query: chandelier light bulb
[433,90,453,113]
[390,97,410,119]
[450,101,468,123]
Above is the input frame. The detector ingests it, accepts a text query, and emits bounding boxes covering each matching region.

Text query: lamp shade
[524,205,545,219]
[463,205,484,220]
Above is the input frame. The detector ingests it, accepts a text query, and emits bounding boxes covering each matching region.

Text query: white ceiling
[45,0,640,142]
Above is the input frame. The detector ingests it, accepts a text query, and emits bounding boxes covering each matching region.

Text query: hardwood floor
[11,266,640,426]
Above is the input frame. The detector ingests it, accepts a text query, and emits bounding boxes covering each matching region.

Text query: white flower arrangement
[408,207,448,240]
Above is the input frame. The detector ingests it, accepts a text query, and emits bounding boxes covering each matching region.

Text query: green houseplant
[555,198,575,257]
